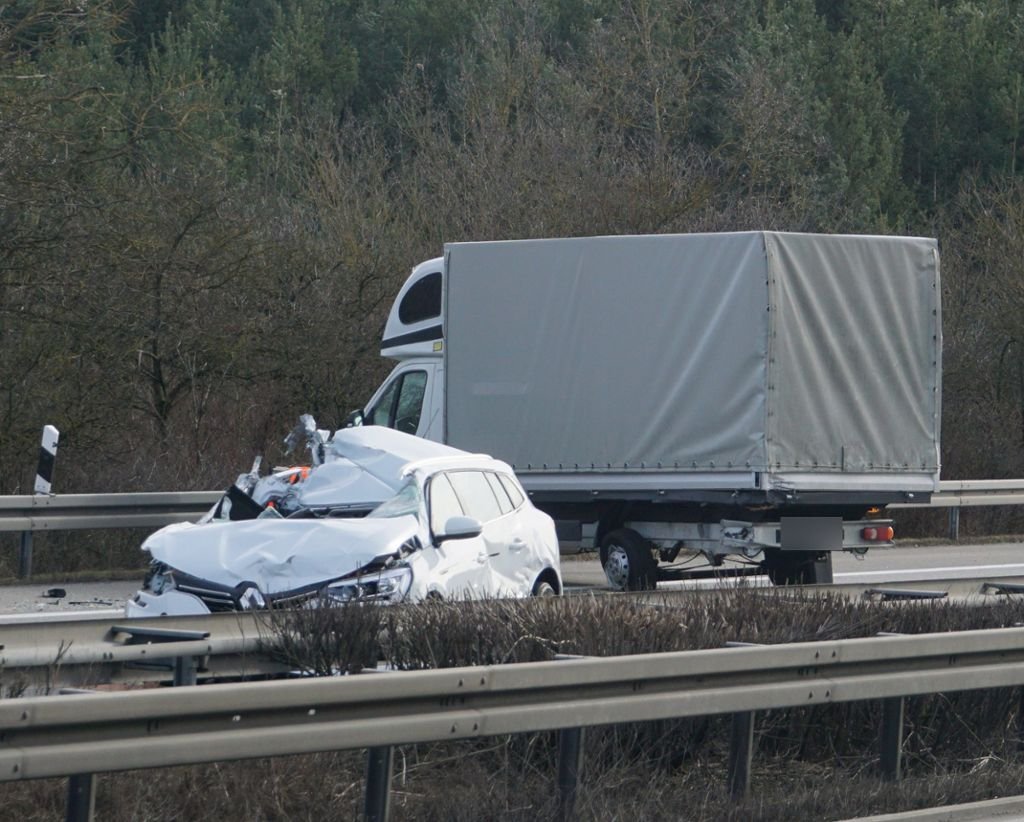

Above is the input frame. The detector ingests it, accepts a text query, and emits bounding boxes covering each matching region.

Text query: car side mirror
[436,515,482,543]
[344,408,364,428]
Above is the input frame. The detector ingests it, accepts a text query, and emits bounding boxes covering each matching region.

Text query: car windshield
[367,479,422,519]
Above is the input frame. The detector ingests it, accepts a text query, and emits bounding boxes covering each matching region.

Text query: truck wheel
[763,549,833,585]
[600,529,657,591]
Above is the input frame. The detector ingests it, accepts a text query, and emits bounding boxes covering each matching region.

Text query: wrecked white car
[126,422,562,617]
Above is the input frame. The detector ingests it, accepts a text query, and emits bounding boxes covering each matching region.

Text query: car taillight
[861,525,895,542]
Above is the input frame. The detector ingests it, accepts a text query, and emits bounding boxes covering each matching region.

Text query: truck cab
[362,258,445,441]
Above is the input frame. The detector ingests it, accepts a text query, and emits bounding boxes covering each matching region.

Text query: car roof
[328,426,494,487]
[405,454,507,477]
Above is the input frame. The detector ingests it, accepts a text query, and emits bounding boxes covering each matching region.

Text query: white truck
[352,232,942,590]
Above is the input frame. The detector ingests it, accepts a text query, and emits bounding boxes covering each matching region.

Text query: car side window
[498,473,525,509]
[485,472,513,515]
[428,473,464,534]
[447,471,502,523]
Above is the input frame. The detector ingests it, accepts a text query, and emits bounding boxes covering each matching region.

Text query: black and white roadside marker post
[21,424,59,579]
[35,424,59,495]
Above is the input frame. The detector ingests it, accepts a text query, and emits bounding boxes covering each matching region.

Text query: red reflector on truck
[861,526,894,542]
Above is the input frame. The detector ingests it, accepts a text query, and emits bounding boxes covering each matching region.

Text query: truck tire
[763,549,834,586]
[600,529,657,591]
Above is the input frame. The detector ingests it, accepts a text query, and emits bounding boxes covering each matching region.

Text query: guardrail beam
[8,627,1024,781]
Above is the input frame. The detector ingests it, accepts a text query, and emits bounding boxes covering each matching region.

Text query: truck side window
[447,471,502,523]
[398,271,442,324]
[367,379,399,427]
[394,371,427,434]
[366,370,427,433]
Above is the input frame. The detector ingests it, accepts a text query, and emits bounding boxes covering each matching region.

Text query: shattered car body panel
[126,423,561,617]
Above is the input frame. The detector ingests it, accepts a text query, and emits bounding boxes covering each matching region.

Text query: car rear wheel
[532,579,557,597]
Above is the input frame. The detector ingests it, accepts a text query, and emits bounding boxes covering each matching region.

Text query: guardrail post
[948,508,960,541]
[19,531,33,579]
[174,655,198,687]
[364,746,394,822]
[1017,688,1024,752]
[66,773,95,822]
[557,726,585,820]
[728,711,756,799]
[880,696,904,781]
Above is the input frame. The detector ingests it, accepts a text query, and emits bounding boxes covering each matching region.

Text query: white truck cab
[362,258,445,442]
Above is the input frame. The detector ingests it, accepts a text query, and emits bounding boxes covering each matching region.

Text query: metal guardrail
[0,491,221,578]
[0,612,280,692]
[7,480,1024,534]
[6,626,1024,820]
[888,479,1024,540]
[1,479,1022,577]
[4,480,1022,531]
[0,491,221,533]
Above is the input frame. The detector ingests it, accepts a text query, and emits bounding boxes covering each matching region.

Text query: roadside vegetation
[6,589,1024,819]
[3,1,1024,538]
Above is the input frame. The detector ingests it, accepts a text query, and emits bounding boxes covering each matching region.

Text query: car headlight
[326,566,413,604]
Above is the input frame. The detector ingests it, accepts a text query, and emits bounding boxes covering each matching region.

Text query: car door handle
[510,539,527,553]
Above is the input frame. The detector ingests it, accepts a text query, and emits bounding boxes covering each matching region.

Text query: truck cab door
[363,362,440,439]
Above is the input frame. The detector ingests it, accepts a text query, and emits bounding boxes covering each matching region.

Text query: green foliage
[3,0,1024,494]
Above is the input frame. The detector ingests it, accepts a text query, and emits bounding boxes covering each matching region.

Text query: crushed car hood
[265,425,472,511]
[145,515,420,594]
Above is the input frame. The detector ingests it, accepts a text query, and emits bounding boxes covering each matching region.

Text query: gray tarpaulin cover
[443,232,940,487]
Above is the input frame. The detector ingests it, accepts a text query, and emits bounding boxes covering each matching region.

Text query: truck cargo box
[442,232,941,498]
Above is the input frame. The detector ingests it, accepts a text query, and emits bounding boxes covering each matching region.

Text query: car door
[481,471,543,595]
[445,470,530,597]
[418,472,490,599]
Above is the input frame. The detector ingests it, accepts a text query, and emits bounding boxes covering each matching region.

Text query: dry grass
[8,589,1024,819]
